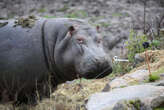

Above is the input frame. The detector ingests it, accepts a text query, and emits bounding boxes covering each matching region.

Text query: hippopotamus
[0,17,112,103]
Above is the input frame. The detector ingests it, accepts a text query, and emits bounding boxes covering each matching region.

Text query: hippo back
[0,18,49,99]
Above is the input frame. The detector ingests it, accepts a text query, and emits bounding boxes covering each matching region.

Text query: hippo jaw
[82,67,112,79]
[74,45,112,79]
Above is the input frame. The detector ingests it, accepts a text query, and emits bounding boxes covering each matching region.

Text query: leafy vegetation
[43,15,56,18]
[112,27,163,75]
[38,8,46,13]
[125,30,149,62]
[112,13,122,17]
[14,15,37,28]
[57,4,69,12]
[112,30,149,75]
[112,62,133,75]
[129,99,141,110]
[151,40,161,49]
[149,74,160,82]
[99,22,110,28]
[65,10,88,18]
[149,67,164,82]
[155,107,164,110]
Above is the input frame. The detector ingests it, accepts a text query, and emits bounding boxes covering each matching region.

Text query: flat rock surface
[109,69,149,89]
[86,85,164,110]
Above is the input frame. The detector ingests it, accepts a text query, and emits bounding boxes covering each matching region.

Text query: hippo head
[54,20,112,81]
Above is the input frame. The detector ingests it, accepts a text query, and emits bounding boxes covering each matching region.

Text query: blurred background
[0,0,164,57]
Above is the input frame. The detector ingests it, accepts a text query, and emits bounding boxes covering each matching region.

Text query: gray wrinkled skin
[0,18,112,102]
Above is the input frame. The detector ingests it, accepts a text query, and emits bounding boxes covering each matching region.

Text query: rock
[86,85,164,110]
[102,83,111,92]
[104,69,149,90]
[134,53,145,64]
[112,99,152,110]
[0,22,8,28]
[151,80,164,86]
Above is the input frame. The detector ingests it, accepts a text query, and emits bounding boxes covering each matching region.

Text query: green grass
[149,74,160,82]
[112,13,122,17]
[8,13,15,19]
[129,99,141,110]
[73,78,91,84]
[154,108,164,110]
[57,4,69,12]
[38,8,46,13]
[43,15,56,18]
[89,16,105,22]
[111,62,132,75]
[149,67,164,82]
[65,10,88,18]
[100,22,110,28]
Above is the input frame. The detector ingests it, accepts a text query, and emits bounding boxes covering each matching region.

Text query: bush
[112,62,133,75]
[149,67,164,82]
[149,74,160,82]
[151,40,160,48]
[125,30,149,62]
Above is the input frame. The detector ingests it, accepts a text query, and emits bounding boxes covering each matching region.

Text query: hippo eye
[77,38,84,44]
[97,38,102,43]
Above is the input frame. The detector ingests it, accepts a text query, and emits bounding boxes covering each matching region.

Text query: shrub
[112,62,133,75]
[149,67,164,82]
[125,30,149,62]
[151,40,161,49]
[149,74,160,82]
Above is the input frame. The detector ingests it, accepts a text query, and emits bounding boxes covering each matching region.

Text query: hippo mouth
[82,66,112,79]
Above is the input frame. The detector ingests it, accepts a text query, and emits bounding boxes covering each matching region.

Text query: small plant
[43,15,56,18]
[100,22,110,28]
[149,67,164,82]
[89,16,105,22]
[8,13,15,19]
[151,40,161,49]
[112,13,122,17]
[58,4,69,12]
[65,10,88,18]
[112,62,132,75]
[129,99,141,110]
[125,30,149,62]
[149,74,160,82]
[38,8,46,13]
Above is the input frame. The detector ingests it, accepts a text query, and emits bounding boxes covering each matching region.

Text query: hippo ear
[96,25,100,33]
[68,26,75,36]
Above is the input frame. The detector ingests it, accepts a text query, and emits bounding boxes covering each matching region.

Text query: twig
[145,50,151,76]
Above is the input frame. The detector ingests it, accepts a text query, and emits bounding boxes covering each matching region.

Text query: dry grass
[0,78,110,110]
[131,50,164,72]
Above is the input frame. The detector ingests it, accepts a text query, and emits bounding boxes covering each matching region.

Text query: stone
[105,69,149,90]
[86,85,164,110]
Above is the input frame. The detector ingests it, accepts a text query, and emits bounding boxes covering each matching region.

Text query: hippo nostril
[84,59,112,79]
[95,58,99,62]
[94,57,109,68]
